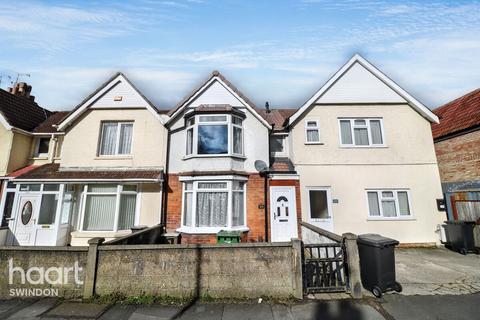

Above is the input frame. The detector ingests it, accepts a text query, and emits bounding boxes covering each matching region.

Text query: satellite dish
[254,160,268,173]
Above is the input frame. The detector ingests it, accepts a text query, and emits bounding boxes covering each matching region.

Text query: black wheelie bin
[357,234,402,298]
[443,221,480,255]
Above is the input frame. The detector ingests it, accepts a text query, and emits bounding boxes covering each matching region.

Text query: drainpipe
[161,127,171,228]
[263,124,274,242]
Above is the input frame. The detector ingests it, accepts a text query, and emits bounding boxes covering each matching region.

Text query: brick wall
[166,173,268,244]
[434,129,480,183]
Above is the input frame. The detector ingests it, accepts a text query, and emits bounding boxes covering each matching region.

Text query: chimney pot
[7,82,33,100]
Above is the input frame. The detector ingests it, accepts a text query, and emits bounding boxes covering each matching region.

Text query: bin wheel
[372,286,383,298]
[474,248,480,255]
[392,282,403,293]
[460,248,467,255]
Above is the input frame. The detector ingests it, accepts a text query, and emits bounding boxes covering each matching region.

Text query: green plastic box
[217,230,241,243]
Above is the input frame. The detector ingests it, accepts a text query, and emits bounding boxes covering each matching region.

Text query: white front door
[270,186,298,242]
[12,194,41,245]
[307,187,333,232]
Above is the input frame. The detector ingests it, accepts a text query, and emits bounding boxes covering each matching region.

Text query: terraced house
[0,54,445,246]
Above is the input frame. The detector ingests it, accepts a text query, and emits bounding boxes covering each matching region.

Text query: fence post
[83,237,104,299]
[342,233,363,299]
[291,238,304,299]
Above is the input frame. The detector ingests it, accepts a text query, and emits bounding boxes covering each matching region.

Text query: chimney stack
[265,101,270,113]
[8,82,35,101]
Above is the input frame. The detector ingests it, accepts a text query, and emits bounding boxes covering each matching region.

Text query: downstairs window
[367,189,411,218]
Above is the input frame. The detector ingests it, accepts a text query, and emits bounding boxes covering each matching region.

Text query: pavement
[1,294,480,320]
[395,247,480,295]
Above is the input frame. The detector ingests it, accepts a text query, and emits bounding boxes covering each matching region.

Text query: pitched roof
[33,111,70,133]
[0,88,52,132]
[432,88,480,140]
[256,108,297,130]
[289,54,439,125]
[13,163,163,182]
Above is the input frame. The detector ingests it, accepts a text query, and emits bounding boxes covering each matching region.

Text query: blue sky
[0,0,479,111]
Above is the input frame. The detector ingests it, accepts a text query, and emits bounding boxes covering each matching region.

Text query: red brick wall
[165,173,268,244]
[434,129,480,183]
[269,179,303,239]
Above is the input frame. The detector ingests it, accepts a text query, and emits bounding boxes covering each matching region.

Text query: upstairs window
[339,118,384,147]
[99,122,133,156]
[270,134,288,156]
[185,114,244,156]
[305,120,320,143]
[34,137,50,157]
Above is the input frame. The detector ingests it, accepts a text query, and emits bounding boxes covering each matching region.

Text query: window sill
[304,142,324,145]
[367,217,415,221]
[95,156,133,160]
[182,154,246,160]
[339,145,387,149]
[30,156,48,160]
[176,226,249,234]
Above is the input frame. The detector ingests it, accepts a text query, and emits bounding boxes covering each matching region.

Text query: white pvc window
[305,120,320,143]
[339,118,384,147]
[366,189,412,218]
[99,122,133,156]
[81,184,138,231]
[185,114,244,157]
[182,180,246,230]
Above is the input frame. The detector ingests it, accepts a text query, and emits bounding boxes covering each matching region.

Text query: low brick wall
[0,241,303,299]
[95,242,300,298]
[0,246,88,299]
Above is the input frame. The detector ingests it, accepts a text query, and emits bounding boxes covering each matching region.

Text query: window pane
[232,181,245,191]
[43,184,60,192]
[7,182,15,189]
[233,126,243,154]
[198,125,228,154]
[100,123,118,155]
[306,129,319,142]
[382,191,394,198]
[232,116,243,125]
[186,128,193,155]
[232,191,244,227]
[199,115,227,122]
[118,194,136,230]
[370,120,383,144]
[270,136,284,152]
[309,190,329,219]
[122,185,137,192]
[198,182,227,189]
[306,121,317,127]
[186,117,195,126]
[37,138,50,155]
[19,184,40,192]
[118,123,133,154]
[184,182,193,191]
[382,200,397,217]
[88,184,117,192]
[196,192,228,227]
[354,128,369,145]
[183,192,193,226]
[398,192,410,216]
[354,119,366,126]
[38,194,58,224]
[367,192,380,216]
[60,193,73,224]
[340,120,353,144]
[1,192,15,227]
[83,195,116,231]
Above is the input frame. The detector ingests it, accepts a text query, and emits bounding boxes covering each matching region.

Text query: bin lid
[217,230,241,236]
[357,234,399,248]
[444,220,477,225]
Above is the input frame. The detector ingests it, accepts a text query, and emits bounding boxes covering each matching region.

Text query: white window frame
[338,118,386,148]
[184,114,244,158]
[98,121,134,156]
[307,187,333,222]
[270,133,288,157]
[179,178,248,233]
[304,119,321,144]
[34,137,50,157]
[79,184,140,232]
[365,189,414,220]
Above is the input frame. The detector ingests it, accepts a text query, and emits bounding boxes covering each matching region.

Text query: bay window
[366,189,412,218]
[81,184,138,231]
[185,114,244,156]
[181,179,246,231]
[339,118,384,147]
[99,122,133,156]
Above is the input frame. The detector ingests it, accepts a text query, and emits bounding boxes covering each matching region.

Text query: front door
[13,194,41,245]
[270,186,298,242]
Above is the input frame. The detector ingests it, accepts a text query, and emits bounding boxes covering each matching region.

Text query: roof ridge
[434,87,480,112]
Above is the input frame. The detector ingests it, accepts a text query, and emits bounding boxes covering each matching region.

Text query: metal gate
[302,242,348,293]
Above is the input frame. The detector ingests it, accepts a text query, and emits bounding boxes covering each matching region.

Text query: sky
[0,0,479,111]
